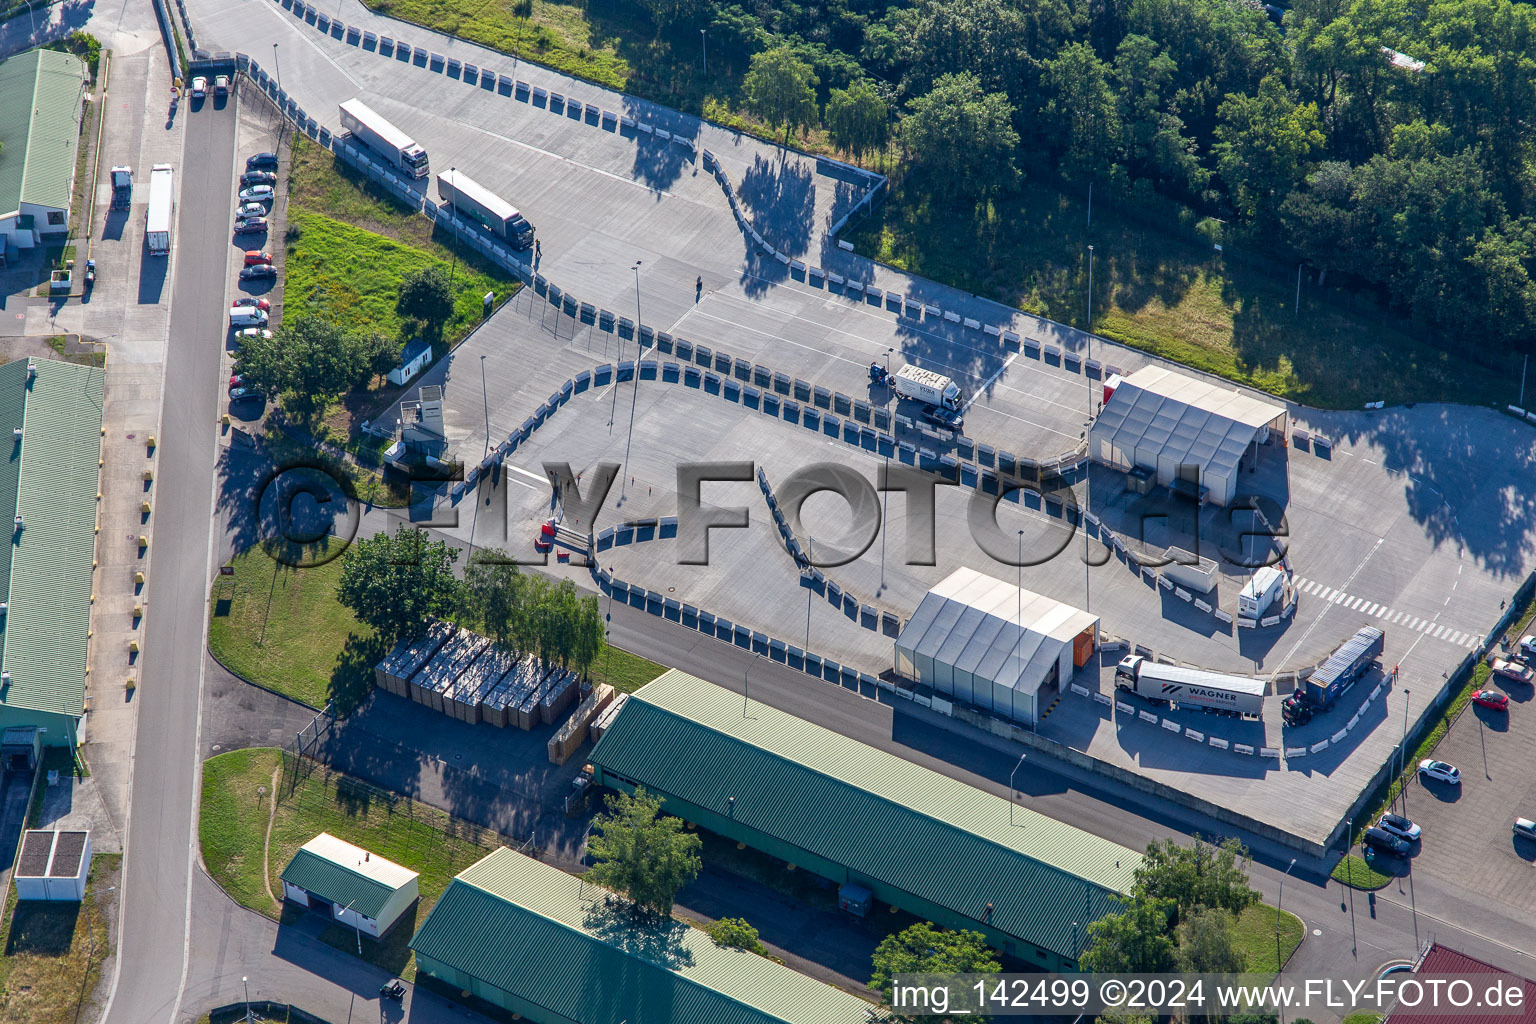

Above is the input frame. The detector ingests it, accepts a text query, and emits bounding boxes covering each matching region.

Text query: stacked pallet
[445,644,521,724]
[374,621,455,696]
[589,692,630,741]
[535,669,579,725]
[480,656,542,728]
[411,632,491,711]
[547,683,615,765]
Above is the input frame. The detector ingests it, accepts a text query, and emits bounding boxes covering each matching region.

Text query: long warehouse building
[589,671,1141,970]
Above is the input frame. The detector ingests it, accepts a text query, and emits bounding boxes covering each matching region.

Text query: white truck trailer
[1115,654,1265,718]
[892,364,963,411]
[338,98,430,179]
[145,164,173,256]
[436,169,535,249]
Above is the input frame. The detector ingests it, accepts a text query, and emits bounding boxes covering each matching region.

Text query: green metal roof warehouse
[410,847,872,1024]
[589,671,1142,970]
[0,358,104,748]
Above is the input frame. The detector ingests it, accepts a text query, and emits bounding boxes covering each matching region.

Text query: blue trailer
[1284,626,1384,724]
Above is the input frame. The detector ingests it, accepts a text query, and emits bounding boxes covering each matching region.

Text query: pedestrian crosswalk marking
[1291,577,1479,649]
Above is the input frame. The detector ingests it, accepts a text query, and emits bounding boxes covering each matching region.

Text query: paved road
[101,98,236,1024]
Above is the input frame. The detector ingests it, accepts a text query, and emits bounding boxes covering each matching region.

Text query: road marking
[963,353,1019,413]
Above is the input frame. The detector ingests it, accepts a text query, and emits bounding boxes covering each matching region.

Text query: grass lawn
[0,854,120,1024]
[1331,855,1395,891]
[588,644,666,693]
[1344,1015,1384,1024]
[850,180,1516,409]
[1232,902,1306,974]
[200,748,502,979]
[209,541,383,712]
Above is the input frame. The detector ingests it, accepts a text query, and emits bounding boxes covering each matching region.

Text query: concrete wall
[0,709,78,749]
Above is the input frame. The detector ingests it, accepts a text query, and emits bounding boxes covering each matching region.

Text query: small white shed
[14,829,90,901]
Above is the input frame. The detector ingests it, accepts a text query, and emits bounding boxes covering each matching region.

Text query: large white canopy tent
[894,567,1099,726]
[1089,366,1288,506]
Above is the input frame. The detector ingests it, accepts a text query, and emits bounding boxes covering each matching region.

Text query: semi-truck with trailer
[1115,655,1265,718]
[1282,625,1385,725]
[145,164,173,255]
[338,98,430,179]
[109,166,132,211]
[891,364,963,411]
[436,169,535,249]
[1238,565,1286,619]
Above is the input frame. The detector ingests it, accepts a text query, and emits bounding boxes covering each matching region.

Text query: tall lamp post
[1344,816,1357,955]
[1008,750,1026,826]
[744,652,761,718]
[1399,688,1411,818]
[243,976,252,1024]
[620,260,643,501]
[1276,857,1296,974]
[447,166,460,288]
[700,29,707,76]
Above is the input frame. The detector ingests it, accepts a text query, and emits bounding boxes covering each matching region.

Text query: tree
[1133,837,1260,920]
[232,315,372,419]
[826,79,889,160]
[462,549,522,645]
[1043,42,1122,178]
[1278,160,1356,285]
[1213,74,1326,223]
[336,525,462,642]
[707,917,765,954]
[635,0,705,32]
[1175,907,1246,973]
[585,787,701,917]
[1080,897,1177,972]
[357,331,401,387]
[570,592,606,676]
[1112,34,1205,192]
[741,46,819,144]
[396,265,456,343]
[871,923,999,1022]
[901,73,1019,201]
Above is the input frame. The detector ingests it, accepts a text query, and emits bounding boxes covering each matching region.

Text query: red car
[231,297,270,311]
[243,250,272,266]
[1472,689,1509,711]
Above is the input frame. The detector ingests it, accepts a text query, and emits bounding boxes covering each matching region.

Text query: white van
[229,306,268,328]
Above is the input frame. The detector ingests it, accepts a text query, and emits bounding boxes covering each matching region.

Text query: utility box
[1238,565,1286,618]
[838,882,871,918]
[14,830,91,901]
[1160,546,1218,595]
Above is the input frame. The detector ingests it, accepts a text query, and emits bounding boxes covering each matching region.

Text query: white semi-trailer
[892,364,963,410]
[145,164,173,255]
[1115,654,1265,718]
[338,98,430,178]
[436,169,535,249]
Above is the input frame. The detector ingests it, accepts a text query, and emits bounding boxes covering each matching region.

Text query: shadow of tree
[582,894,696,970]
[737,154,813,257]
[330,632,389,714]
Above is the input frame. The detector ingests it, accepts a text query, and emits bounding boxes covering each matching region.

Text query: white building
[0,49,89,254]
[14,829,91,901]
[1090,366,1288,506]
[895,567,1099,726]
[279,832,420,938]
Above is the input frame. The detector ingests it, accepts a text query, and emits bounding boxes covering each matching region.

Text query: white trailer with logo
[1116,655,1265,718]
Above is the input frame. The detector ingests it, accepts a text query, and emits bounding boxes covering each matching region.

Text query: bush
[706,917,765,954]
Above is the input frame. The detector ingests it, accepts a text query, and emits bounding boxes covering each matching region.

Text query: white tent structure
[1089,367,1287,506]
[895,567,1099,726]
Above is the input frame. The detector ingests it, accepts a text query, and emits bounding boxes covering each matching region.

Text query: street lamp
[1008,750,1026,826]
[243,976,251,1024]
[804,535,815,649]
[1344,816,1357,954]
[620,260,643,501]
[700,29,707,76]
[1275,858,1296,972]
[1400,687,1411,817]
[447,166,460,288]
[342,898,363,955]
[744,652,762,718]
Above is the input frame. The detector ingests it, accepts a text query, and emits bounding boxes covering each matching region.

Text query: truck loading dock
[588,670,1140,969]
[1089,366,1288,506]
[894,567,1099,727]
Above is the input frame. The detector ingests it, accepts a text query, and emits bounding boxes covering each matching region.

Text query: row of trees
[336,526,607,675]
[652,0,1536,349]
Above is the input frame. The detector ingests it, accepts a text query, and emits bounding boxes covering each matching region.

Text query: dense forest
[639,0,1536,354]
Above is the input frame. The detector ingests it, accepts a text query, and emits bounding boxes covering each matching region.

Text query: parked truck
[1115,655,1265,718]
[1238,565,1287,619]
[109,166,132,211]
[338,98,430,179]
[891,364,963,411]
[436,168,535,249]
[145,164,173,256]
[1282,625,1385,726]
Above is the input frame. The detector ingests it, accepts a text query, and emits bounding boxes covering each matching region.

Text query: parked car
[234,217,268,234]
[190,76,207,98]
[918,406,964,432]
[214,74,229,97]
[1418,759,1462,785]
[1492,658,1534,684]
[243,250,272,266]
[1515,818,1536,842]
[239,265,277,281]
[246,151,279,169]
[240,171,276,187]
[234,328,272,342]
[379,978,406,1001]
[238,185,275,202]
[229,386,266,402]
[1472,689,1509,711]
[236,202,266,219]
[231,297,270,311]
[1375,813,1421,842]
[1362,826,1411,857]
[1519,634,1536,661]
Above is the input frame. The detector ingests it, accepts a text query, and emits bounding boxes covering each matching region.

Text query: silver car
[236,202,266,219]
[1376,813,1421,842]
[1418,759,1461,785]
[1515,818,1536,842]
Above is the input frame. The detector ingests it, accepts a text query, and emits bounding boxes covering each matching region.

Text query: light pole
[1008,750,1026,826]
[879,345,893,593]
[1344,816,1357,954]
[343,898,363,955]
[804,535,815,649]
[447,166,460,289]
[1295,264,1302,317]
[1017,530,1033,729]
[1276,857,1295,972]
[620,260,642,501]
[700,29,707,76]
[1521,353,1529,407]
[744,652,761,718]
[1399,687,1411,818]
[1085,245,1094,334]
[480,354,490,459]
[243,976,252,1024]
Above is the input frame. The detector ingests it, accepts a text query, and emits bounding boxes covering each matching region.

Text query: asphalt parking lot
[1389,657,1536,924]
